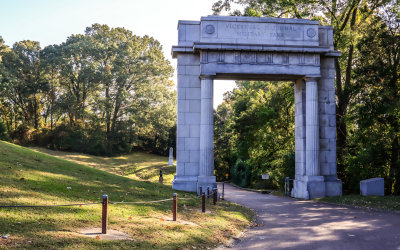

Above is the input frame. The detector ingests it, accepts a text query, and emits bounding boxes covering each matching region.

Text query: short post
[201,192,205,213]
[222,182,225,200]
[207,187,210,198]
[285,177,290,196]
[173,193,177,221]
[159,170,163,184]
[213,188,217,205]
[199,186,202,196]
[102,194,108,234]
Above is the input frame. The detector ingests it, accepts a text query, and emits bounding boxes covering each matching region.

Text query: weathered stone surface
[360,178,384,196]
[177,150,189,163]
[172,15,341,199]
[185,88,201,100]
[189,124,200,137]
[185,113,200,125]
[325,179,342,196]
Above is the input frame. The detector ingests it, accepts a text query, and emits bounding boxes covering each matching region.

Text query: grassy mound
[31,147,176,184]
[0,141,253,249]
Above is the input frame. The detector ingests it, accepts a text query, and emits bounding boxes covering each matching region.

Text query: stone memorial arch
[171,16,342,199]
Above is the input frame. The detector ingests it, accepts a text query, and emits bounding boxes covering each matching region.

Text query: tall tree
[86,24,175,152]
[1,41,48,129]
[0,37,11,133]
[349,5,400,193]
[57,34,99,125]
[40,44,62,129]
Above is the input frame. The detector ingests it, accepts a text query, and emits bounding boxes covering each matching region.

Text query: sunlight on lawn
[31,147,177,185]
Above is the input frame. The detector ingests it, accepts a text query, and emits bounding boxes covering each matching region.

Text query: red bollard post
[207,187,210,198]
[202,192,205,213]
[102,194,108,234]
[213,188,217,205]
[199,187,202,196]
[173,193,177,221]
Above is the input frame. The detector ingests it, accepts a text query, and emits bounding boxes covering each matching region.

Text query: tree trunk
[34,96,39,129]
[105,85,111,139]
[50,84,55,130]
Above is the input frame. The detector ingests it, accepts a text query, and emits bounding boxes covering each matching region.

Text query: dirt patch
[79,228,133,240]
[162,217,199,226]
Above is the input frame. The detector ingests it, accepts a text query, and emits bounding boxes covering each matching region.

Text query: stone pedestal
[173,176,198,192]
[325,175,342,196]
[197,176,217,195]
[293,176,326,199]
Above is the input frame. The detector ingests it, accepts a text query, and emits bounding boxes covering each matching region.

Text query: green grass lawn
[31,147,176,184]
[0,141,254,249]
[317,195,400,211]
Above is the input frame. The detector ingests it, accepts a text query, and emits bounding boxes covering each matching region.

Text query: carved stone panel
[200,51,320,67]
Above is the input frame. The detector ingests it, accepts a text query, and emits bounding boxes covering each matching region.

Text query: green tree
[0,25,176,156]
[86,24,175,154]
[40,44,62,129]
[214,81,294,189]
[214,94,236,181]
[348,6,400,194]
[0,41,48,130]
[0,36,8,60]
[0,37,12,132]
[56,35,99,125]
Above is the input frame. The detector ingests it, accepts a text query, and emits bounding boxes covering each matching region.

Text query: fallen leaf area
[0,141,254,249]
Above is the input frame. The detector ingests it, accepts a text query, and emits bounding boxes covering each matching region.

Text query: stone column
[305,78,319,176]
[199,76,214,176]
[198,76,216,192]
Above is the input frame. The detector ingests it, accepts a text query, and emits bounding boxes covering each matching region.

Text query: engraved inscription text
[220,22,303,40]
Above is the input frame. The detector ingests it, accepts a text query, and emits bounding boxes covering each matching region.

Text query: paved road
[218,183,400,250]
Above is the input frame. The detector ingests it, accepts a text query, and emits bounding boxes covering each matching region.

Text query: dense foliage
[214,81,295,190]
[0,24,176,156]
[213,1,400,194]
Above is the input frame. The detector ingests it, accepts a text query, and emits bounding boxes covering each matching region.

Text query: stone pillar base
[292,176,326,199]
[325,179,342,196]
[197,176,216,195]
[172,175,197,192]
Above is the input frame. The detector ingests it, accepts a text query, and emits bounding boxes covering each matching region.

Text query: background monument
[172,15,342,199]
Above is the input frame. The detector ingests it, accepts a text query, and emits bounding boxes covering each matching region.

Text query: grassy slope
[31,147,176,185]
[0,141,253,249]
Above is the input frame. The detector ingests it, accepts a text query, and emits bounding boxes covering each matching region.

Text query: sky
[0,0,237,108]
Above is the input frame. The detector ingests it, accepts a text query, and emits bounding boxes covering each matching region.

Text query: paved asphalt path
[217,183,400,250]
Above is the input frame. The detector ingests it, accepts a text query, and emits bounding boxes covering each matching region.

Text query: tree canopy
[0,24,176,156]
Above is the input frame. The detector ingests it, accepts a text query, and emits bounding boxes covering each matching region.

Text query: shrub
[0,120,10,141]
[231,159,251,187]
[10,124,34,145]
